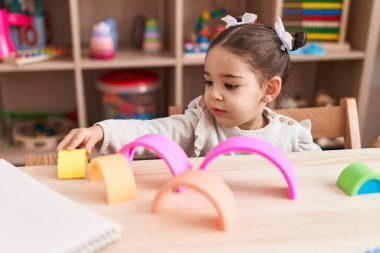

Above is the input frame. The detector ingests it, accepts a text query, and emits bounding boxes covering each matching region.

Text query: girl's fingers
[56,129,79,151]
[66,130,87,150]
[84,138,98,155]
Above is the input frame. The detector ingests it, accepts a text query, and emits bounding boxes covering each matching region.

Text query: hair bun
[291,32,307,51]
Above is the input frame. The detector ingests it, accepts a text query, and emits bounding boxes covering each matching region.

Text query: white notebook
[0,159,122,253]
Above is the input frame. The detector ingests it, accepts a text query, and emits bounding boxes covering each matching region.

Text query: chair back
[275,98,361,149]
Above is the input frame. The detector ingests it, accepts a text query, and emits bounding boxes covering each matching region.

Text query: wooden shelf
[80,48,176,69]
[0,56,75,73]
[181,51,366,66]
[290,50,366,62]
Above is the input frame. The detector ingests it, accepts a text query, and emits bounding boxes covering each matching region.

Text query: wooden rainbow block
[337,163,380,196]
[57,149,87,179]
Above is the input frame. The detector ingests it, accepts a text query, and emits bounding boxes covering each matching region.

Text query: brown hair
[207,22,307,87]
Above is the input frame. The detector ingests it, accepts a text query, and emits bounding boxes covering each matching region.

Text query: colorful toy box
[98,70,159,120]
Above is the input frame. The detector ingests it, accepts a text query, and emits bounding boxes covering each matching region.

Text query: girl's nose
[210,86,223,100]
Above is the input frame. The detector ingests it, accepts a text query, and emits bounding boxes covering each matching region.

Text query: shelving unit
[0,0,379,164]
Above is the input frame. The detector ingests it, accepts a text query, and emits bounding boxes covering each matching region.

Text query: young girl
[57,14,321,156]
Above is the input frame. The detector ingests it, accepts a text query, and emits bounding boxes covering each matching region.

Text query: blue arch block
[358,179,380,195]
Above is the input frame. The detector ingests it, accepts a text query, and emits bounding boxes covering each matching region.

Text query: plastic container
[98,70,159,120]
[12,118,76,151]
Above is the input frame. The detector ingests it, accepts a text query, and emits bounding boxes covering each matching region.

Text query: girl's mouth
[211,108,227,115]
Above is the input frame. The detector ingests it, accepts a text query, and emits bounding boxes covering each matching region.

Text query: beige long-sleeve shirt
[97,96,321,156]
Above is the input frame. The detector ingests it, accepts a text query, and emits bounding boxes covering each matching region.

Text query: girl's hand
[56,125,104,155]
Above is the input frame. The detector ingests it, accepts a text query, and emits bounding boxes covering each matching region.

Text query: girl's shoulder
[264,107,313,138]
[264,107,321,151]
[187,95,206,110]
[264,107,310,129]
[184,95,210,118]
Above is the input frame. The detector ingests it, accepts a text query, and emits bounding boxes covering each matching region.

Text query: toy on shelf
[89,21,115,60]
[5,0,43,15]
[143,18,162,54]
[12,118,75,151]
[0,8,32,59]
[314,90,344,149]
[282,0,351,52]
[103,18,118,50]
[3,44,70,66]
[151,170,237,231]
[315,89,336,107]
[288,42,325,55]
[130,15,145,49]
[97,69,159,120]
[277,96,308,109]
[6,0,46,51]
[183,9,227,56]
[337,163,380,196]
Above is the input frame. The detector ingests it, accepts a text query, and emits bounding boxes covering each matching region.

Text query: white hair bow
[275,16,293,51]
[221,13,257,28]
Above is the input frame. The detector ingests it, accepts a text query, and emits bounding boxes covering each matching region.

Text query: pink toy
[151,170,237,231]
[199,136,297,199]
[0,9,32,59]
[89,21,115,59]
[119,133,192,178]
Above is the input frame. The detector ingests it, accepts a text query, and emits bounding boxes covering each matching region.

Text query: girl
[57,14,321,156]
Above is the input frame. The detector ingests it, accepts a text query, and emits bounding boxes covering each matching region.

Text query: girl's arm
[96,107,201,155]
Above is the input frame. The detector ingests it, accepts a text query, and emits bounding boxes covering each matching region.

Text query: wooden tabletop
[20,148,380,253]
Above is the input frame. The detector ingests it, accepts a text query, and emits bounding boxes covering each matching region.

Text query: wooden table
[20,149,380,253]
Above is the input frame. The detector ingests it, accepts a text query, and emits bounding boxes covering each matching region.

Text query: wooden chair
[276,97,361,149]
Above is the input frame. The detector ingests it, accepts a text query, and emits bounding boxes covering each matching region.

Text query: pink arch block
[119,134,192,177]
[199,136,297,199]
[151,170,238,231]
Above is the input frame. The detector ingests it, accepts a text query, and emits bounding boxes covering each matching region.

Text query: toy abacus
[3,44,70,66]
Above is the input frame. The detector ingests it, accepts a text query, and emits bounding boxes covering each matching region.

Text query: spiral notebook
[0,159,122,253]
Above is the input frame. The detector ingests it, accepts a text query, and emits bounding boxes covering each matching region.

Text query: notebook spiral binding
[64,227,122,253]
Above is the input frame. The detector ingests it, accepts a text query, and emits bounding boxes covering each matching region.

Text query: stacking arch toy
[119,134,192,177]
[199,136,297,199]
[88,154,136,204]
[151,170,237,231]
[337,162,380,196]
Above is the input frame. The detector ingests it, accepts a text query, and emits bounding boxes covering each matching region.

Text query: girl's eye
[225,83,238,90]
[204,80,213,86]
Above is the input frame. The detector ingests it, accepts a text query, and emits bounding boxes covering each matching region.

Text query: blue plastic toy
[365,247,380,253]
[288,42,325,55]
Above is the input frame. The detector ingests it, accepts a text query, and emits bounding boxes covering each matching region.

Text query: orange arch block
[88,154,136,204]
[151,170,237,231]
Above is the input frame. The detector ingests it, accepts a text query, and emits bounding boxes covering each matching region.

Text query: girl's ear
[262,76,282,103]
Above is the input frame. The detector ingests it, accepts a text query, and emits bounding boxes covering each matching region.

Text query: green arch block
[336,163,380,196]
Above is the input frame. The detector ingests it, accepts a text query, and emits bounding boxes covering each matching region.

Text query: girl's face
[204,46,267,130]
